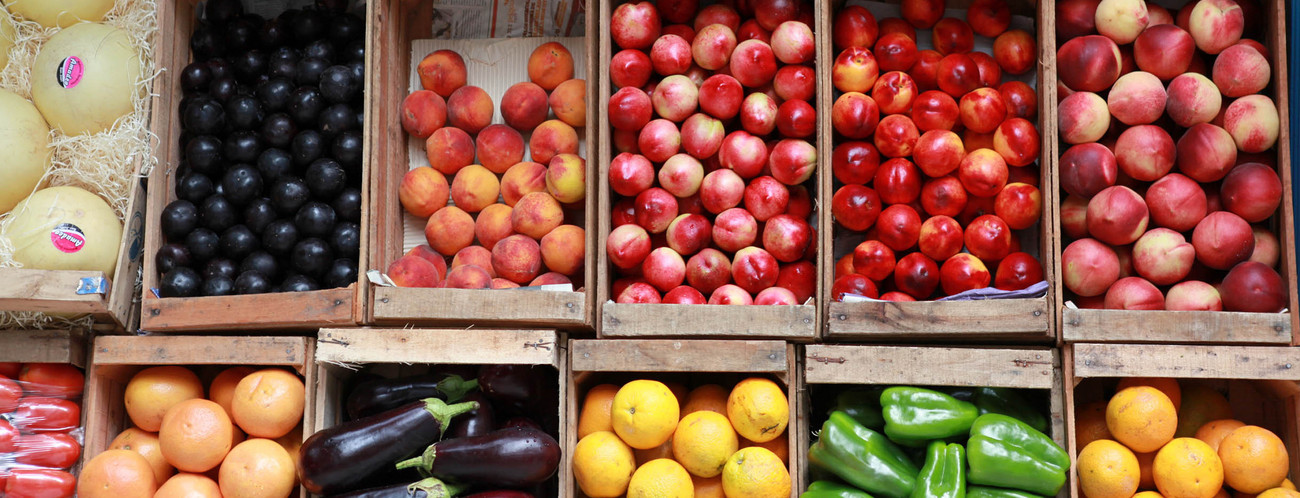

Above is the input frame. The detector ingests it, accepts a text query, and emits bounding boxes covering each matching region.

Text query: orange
[683,384,730,415]
[692,474,725,498]
[1218,426,1289,493]
[218,438,296,498]
[720,446,790,498]
[573,431,636,498]
[673,410,739,478]
[1175,384,1233,438]
[1135,451,1157,490]
[627,458,694,498]
[1077,400,1115,450]
[274,421,304,462]
[1135,492,1166,498]
[665,381,689,408]
[741,431,789,464]
[230,368,305,439]
[231,423,247,448]
[727,378,789,444]
[109,428,174,485]
[124,366,205,432]
[1107,386,1178,453]
[1258,490,1300,498]
[1117,378,1182,410]
[155,473,221,498]
[208,366,255,417]
[1195,419,1246,452]
[611,380,680,450]
[1215,489,1232,498]
[634,435,674,466]
[578,383,620,439]
[1283,480,1297,491]
[159,399,234,473]
[1078,439,1141,498]
[1153,437,1223,498]
[77,449,159,498]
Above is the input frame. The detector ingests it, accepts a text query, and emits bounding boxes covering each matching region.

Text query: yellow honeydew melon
[0,89,53,214]
[5,0,115,29]
[31,22,141,135]
[4,186,122,277]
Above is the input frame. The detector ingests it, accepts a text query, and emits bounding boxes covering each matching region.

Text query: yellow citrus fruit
[1154,437,1224,498]
[1258,490,1300,498]
[634,434,674,466]
[627,458,694,498]
[230,368,305,439]
[726,377,789,443]
[1214,489,1231,498]
[693,474,725,498]
[1195,419,1246,452]
[665,381,689,408]
[155,473,221,498]
[109,428,174,486]
[1282,479,1297,491]
[741,431,789,464]
[573,431,636,498]
[1218,426,1289,493]
[77,449,159,498]
[1175,384,1233,438]
[124,366,205,432]
[721,446,790,498]
[578,383,620,439]
[218,438,297,498]
[1135,492,1166,498]
[1117,378,1182,410]
[1078,439,1141,498]
[683,384,730,415]
[207,366,255,417]
[1136,450,1157,490]
[673,410,739,478]
[158,398,234,473]
[611,380,680,449]
[1108,386,1177,453]
[274,421,303,462]
[1078,400,1115,450]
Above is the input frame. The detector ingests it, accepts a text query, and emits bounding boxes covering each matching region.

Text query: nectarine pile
[830,0,1046,302]
[1055,0,1288,312]
[392,45,587,290]
[604,0,819,305]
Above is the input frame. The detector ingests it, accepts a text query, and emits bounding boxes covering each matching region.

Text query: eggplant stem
[438,376,479,403]
[422,398,479,439]
[395,445,437,471]
[407,477,468,498]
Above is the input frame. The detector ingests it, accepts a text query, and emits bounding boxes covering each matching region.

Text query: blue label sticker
[76,277,108,295]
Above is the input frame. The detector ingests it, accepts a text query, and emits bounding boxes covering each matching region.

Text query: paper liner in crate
[0,363,86,491]
[841,280,1048,302]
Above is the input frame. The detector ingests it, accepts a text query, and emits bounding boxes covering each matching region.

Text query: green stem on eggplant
[408,477,468,498]
[438,376,479,403]
[396,445,438,471]
[426,399,480,439]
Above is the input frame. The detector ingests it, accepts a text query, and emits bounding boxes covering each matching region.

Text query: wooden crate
[313,327,568,496]
[568,339,800,496]
[82,335,315,495]
[365,0,596,329]
[1055,0,1298,344]
[0,328,89,368]
[595,0,825,340]
[823,0,1057,342]
[1065,343,1300,498]
[139,1,368,332]
[799,344,1066,496]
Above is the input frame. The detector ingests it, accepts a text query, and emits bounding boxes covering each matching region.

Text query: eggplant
[346,374,478,419]
[298,398,478,495]
[501,417,540,430]
[446,392,495,439]
[463,492,535,498]
[477,365,545,411]
[328,478,466,498]
[395,426,560,488]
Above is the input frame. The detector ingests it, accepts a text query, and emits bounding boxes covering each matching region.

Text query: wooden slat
[804,344,1057,389]
[827,298,1051,338]
[142,286,357,332]
[371,287,587,326]
[570,339,788,373]
[1062,308,1292,344]
[1265,0,1300,344]
[601,303,817,338]
[0,329,88,367]
[0,269,112,315]
[316,328,560,366]
[1072,343,1300,380]
[92,335,312,368]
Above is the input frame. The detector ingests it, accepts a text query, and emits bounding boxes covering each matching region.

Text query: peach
[992,29,1035,75]
[1057,0,1102,39]
[1212,44,1270,97]
[911,91,959,132]
[529,120,579,164]
[968,0,1012,37]
[877,204,922,252]
[713,207,759,252]
[512,192,564,239]
[501,161,548,206]
[851,240,894,282]
[1107,72,1166,126]
[387,254,442,288]
[400,90,447,139]
[1165,73,1222,127]
[999,81,1038,121]
[613,128,640,154]
[901,0,945,28]
[921,176,969,218]
[754,287,798,305]
[453,246,497,278]
[968,52,1002,88]
[1165,280,1223,311]
[1145,173,1207,232]
[1133,25,1196,80]
[651,34,693,76]
[1103,277,1164,310]
[873,115,920,159]
[473,203,515,252]
[753,0,799,30]
[425,206,475,256]
[546,154,586,204]
[1133,228,1196,285]
[399,167,450,218]
[492,278,521,289]
[740,92,779,136]
[1235,38,1269,59]
[876,158,923,205]
[613,198,637,227]
[635,187,679,234]
[1061,195,1090,239]
[770,21,814,64]
[835,5,880,50]
[666,213,711,256]
[776,99,817,138]
[787,185,813,219]
[687,248,732,294]
[1223,95,1279,153]
[1116,244,1136,279]
[417,50,467,97]
[475,125,526,174]
[833,47,880,94]
[832,274,881,301]
[914,130,965,177]
[549,79,586,128]
[911,50,944,92]
[1058,92,1110,144]
[768,139,816,186]
[773,65,816,102]
[450,164,500,213]
[937,54,981,97]
[608,223,652,271]
[940,253,992,296]
[611,49,653,89]
[719,131,768,179]
[528,42,574,91]
[638,119,683,163]
[701,169,746,214]
[1062,238,1121,297]
[832,184,883,231]
[762,214,811,262]
[832,92,880,139]
[732,246,780,293]
[529,272,572,287]
[776,261,816,303]
[1094,0,1149,44]
[932,18,975,55]
[694,4,740,31]
[663,285,707,304]
[1192,211,1255,269]
[658,154,704,198]
[994,252,1044,291]
[965,214,1014,262]
[958,148,1008,198]
[681,113,725,160]
[737,20,770,43]
[894,253,939,299]
[1221,162,1282,223]
[651,75,699,123]
[1113,125,1175,182]
[709,284,754,305]
[1086,186,1148,246]
[445,264,491,289]
[608,87,653,131]
[882,18,918,39]
[425,127,475,175]
[871,72,918,117]
[641,247,686,292]
[692,24,738,71]
[1057,35,1122,92]
[618,282,662,303]
[994,183,1042,230]
[959,88,1007,134]
[1176,123,1237,182]
[446,86,494,135]
[1250,227,1280,268]
[1148,4,1174,24]
[612,1,662,50]
[875,32,920,73]
[992,118,1040,168]
[407,245,449,275]
[1220,261,1288,312]
[919,215,964,261]
[1188,0,1244,54]
[744,176,790,222]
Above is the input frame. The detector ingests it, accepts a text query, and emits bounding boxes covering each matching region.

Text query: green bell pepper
[831,387,885,430]
[972,387,1049,433]
[809,411,921,498]
[967,486,1043,498]
[912,441,965,498]
[881,387,979,442]
[966,413,1068,496]
[802,481,876,498]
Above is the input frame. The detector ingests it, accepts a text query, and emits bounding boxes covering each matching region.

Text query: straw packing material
[4,0,116,29]
[0,4,14,70]
[0,88,51,213]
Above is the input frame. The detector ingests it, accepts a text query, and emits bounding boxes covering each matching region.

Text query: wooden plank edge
[826,297,1050,335]
[600,302,818,339]
[570,338,789,373]
[140,286,356,332]
[0,329,89,367]
[370,286,586,325]
[1061,308,1291,344]
[1071,343,1300,380]
[93,335,312,367]
[316,327,561,366]
[804,344,1057,389]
